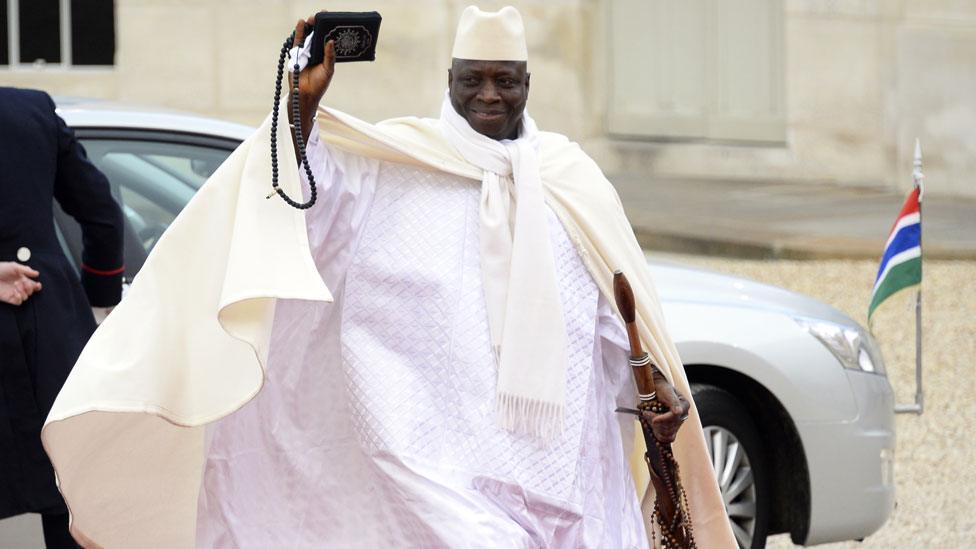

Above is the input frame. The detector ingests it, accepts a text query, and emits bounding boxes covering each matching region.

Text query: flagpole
[895,139,925,415]
[912,139,924,414]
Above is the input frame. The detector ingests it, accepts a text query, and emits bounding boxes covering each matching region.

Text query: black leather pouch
[307,11,382,65]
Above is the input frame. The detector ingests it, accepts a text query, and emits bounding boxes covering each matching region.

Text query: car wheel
[692,384,771,549]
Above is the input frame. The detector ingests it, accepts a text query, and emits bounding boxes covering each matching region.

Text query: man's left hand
[645,367,691,444]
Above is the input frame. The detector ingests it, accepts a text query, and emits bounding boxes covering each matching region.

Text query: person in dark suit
[0,87,124,548]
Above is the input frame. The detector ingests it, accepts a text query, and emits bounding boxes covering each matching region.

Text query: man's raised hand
[289,16,337,145]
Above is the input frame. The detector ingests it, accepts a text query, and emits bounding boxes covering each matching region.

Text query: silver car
[55,99,895,549]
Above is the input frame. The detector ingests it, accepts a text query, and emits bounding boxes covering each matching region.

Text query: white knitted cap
[451,6,528,61]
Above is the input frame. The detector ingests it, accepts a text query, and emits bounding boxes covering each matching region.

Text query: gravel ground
[656,254,976,548]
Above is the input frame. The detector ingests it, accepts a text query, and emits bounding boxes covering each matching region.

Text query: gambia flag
[868,187,921,321]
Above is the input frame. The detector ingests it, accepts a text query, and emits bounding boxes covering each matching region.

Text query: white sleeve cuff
[297,119,328,199]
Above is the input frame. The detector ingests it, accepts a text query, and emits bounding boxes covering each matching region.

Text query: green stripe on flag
[868,256,921,319]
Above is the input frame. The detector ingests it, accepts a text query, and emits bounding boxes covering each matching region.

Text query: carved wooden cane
[613,271,696,549]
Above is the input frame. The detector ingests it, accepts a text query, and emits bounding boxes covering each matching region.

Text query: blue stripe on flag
[874,223,921,284]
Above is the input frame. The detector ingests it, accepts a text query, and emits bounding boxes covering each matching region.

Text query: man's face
[448,59,530,141]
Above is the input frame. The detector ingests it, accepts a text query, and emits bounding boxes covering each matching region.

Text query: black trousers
[41,512,80,549]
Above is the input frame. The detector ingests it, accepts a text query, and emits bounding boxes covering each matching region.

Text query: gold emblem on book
[325,26,373,58]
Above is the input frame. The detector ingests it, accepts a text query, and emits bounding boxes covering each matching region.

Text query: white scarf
[288,42,570,440]
[438,93,569,442]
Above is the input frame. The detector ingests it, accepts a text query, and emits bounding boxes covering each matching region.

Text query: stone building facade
[3,0,974,197]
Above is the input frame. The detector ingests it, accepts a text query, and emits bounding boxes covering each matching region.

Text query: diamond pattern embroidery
[341,162,600,505]
[198,158,644,547]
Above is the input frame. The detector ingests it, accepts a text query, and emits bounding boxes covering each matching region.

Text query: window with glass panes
[1,0,115,66]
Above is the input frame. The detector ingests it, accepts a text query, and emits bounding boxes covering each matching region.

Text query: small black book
[307,11,382,65]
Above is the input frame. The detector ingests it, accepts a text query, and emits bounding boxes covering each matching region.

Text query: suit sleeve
[49,95,125,307]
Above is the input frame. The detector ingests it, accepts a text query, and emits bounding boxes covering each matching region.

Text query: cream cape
[41,104,735,548]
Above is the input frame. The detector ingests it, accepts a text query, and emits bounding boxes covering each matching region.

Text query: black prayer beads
[268,30,318,210]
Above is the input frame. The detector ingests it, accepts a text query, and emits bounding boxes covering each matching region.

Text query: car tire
[692,383,771,549]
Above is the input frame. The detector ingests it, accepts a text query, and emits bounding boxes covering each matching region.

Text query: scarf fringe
[496,393,565,444]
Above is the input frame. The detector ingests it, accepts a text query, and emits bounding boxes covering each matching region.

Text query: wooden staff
[613,271,696,549]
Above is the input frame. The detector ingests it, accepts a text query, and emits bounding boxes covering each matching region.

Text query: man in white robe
[195,7,707,547]
[42,6,736,548]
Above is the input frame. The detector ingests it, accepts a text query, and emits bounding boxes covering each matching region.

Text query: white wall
[2,0,973,197]
[591,0,976,197]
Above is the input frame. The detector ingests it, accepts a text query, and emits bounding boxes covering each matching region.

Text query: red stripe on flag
[886,187,920,235]
[897,187,920,218]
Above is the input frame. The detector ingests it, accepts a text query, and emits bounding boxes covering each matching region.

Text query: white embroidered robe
[195,125,648,548]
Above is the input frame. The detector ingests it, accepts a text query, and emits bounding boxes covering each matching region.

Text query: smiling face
[448,59,530,141]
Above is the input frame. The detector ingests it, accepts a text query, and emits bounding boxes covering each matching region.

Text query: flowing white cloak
[41,104,736,548]
[195,127,646,547]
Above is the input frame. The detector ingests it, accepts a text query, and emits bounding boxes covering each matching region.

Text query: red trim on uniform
[81,263,125,276]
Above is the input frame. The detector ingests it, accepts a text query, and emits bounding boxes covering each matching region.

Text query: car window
[79,139,233,254]
[55,137,236,281]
